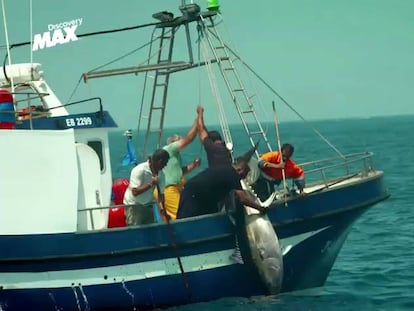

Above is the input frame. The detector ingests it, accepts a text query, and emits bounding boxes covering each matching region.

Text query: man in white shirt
[123,149,170,225]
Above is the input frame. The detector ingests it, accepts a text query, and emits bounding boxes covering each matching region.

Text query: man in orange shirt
[256,143,305,198]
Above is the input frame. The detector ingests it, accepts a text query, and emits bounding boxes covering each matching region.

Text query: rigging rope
[29,0,33,65]
[87,32,164,73]
[1,0,14,91]
[155,183,192,303]
[199,17,233,154]
[196,23,203,106]
[65,76,83,104]
[195,22,205,158]
[2,21,161,49]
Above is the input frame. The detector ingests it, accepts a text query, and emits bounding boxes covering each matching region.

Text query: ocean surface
[108,115,413,311]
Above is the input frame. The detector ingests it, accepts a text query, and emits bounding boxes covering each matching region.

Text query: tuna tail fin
[242,140,260,162]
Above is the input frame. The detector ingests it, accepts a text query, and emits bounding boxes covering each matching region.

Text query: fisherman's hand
[151,175,159,186]
[193,158,201,168]
[161,208,171,221]
[197,105,204,114]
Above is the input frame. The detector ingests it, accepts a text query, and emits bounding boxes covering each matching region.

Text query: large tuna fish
[242,180,284,295]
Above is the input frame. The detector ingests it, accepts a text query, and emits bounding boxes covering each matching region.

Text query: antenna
[1,0,15,92]
[30,0,33,65]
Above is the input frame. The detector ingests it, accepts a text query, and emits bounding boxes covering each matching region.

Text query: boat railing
[60,97,103,113]
[13,90,49,105]
[1,90,104,127]
[77,202,160,231]
[76,152,376,231]
[0,91,49,124]
[17,96,104,116]
[299,151,375,188]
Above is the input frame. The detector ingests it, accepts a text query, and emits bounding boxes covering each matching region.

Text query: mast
[1,0,15,92]
[83,4,217,157]
[82,2,273,157]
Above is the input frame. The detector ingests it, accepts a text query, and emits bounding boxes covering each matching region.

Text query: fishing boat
[0,1,389,311]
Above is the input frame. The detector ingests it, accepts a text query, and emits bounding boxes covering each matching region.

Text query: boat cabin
[0,63,117,234]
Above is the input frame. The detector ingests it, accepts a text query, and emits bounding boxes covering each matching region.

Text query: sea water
[109,115,414,311]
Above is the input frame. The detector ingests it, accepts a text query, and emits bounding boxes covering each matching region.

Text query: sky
[1,0,413,130]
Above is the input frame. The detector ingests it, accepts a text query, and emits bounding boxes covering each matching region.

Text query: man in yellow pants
[158,110,202,220]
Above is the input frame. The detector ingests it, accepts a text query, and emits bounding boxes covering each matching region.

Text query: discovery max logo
[32,18,83,51]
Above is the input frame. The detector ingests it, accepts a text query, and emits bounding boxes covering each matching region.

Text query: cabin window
[87,141,104,171]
